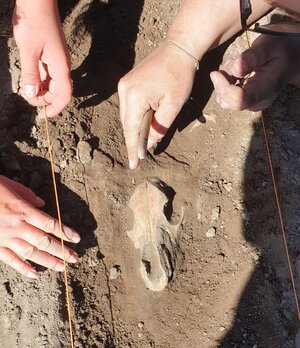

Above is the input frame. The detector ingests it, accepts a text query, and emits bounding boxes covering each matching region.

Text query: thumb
[210,71,231,91]
[20,54,40,100]
[221,39,270,79]
[147,100,182,148]
[210,71,245,110]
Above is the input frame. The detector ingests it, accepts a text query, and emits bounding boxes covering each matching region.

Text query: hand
[13,0,72,118]
[118,43,197,169]
[210,35,300,111]
[0,176,80,278]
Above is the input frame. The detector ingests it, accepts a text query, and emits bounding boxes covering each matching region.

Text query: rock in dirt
[128,178,183,292]
[206,227,216,238]
[211,206,220,222]
[77,140,92,163]
[109,265,121,280]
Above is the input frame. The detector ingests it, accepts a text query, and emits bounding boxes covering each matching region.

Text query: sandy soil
[0,1,299,347]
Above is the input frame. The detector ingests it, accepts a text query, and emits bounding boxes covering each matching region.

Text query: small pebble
[211,206,220,221]
[206,227,216,238]
[109,265,121,280]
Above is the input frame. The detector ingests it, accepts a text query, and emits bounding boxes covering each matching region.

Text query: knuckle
[10,199,29,222]
[117,77,128,94]
[36,235,53,251]
[126,87,143,103]
[43,219,56,233]
[128,88,141,101]
[23,245,36,260]
[20,72,39,84]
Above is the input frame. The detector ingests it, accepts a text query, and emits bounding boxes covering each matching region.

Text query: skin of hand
[13,0,72,118]
[0,176,80,278]
[118,0,272,170]
[210,35,300,111]
[118,44,197,170]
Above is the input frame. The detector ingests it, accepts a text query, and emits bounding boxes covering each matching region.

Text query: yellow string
[245,30,300,320]
[41,89,74,347]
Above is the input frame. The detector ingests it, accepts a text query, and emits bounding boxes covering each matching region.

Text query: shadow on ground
[70,0,145,109]
[218,90,300,347]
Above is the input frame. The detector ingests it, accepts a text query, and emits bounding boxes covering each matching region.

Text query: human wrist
[166,32,205,62]
[154,42,199,77]
[161,40,200,70]
[13,0,59,23]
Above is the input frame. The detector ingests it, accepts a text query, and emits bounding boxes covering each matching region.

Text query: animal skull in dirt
[128,178,183,292]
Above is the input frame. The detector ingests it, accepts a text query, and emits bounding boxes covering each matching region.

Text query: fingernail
[147,138,157,149]
[35,196,45,206]
[210,73,217,86]
[71,234,81,243]
[69,253,78,263]
[23,85,38,99]
[64,227,81,243]
[27,270,38,278]
[129,159,138,170]
[55,263,65,272]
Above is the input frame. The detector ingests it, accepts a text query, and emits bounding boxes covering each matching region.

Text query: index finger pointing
[124,94,150,170]
[138,109,153,160]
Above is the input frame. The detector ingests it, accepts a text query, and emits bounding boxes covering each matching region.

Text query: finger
[147,98,182,147]
[43,57,72,117]
[19,80,42,107]
[19,223,78,263]
[19,50,40,103]
[220,37,273,79]
[39,61,48,82]
[138,109,153,160]
[42,78,72,118]
[0,246,38,278]
[0,176,45,208]
[124,93,150,170]
[22,204,81,243]
[211,71,247,110]
[42,90,55,105]
[36,90,54,119]
[35,75,72,118]
[211,68,278,111]
[5,238,75,271]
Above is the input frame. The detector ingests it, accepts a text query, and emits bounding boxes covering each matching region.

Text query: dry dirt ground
[0,1,300,348]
